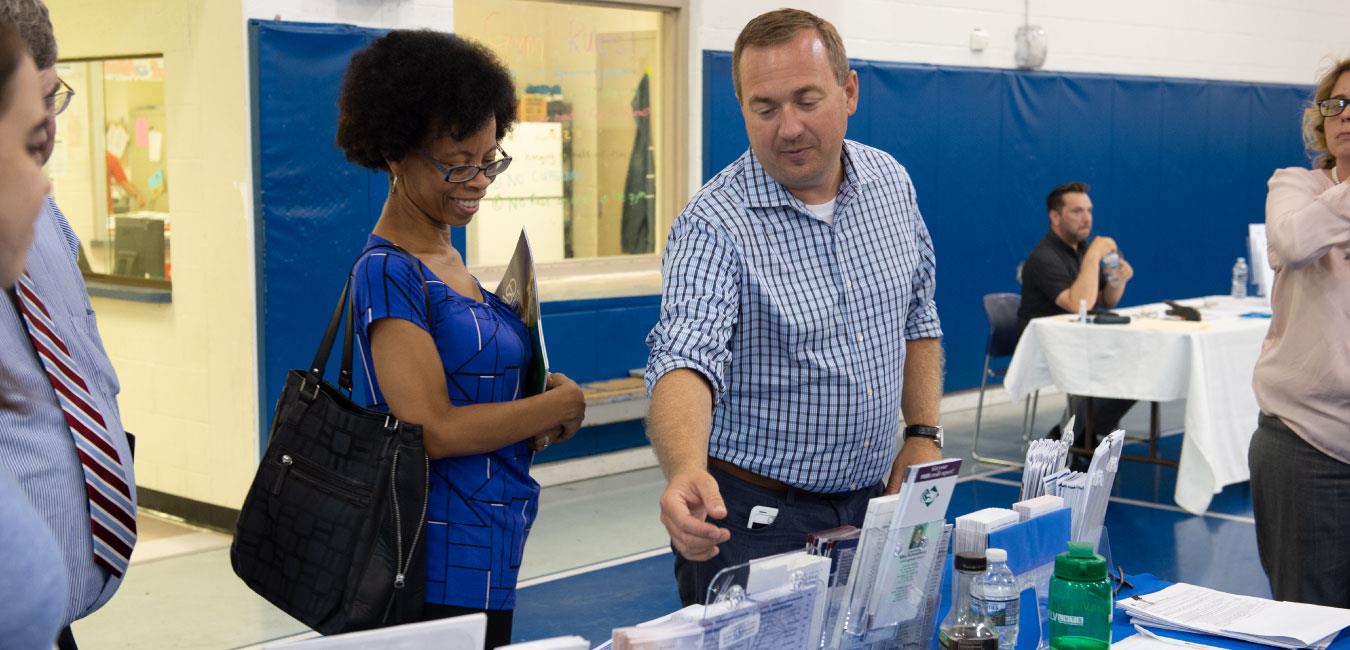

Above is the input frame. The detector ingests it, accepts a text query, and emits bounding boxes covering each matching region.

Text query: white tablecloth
[1004,296,1272,514]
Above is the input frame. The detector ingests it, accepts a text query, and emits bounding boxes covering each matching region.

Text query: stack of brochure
[499,636,589,650]
[806,525,861,585]
[608,621,702,650]
[606,552,830,650]
[1021,416,1075,500]
[806,525,862,648]
[1021,425,1123,551]
[1075,430,1124,546]
[1120,583,1350,649]
[833,459,961,648]
[1013,494,1064,520]
[1036,430,1124,549]
[953,507,1019,554]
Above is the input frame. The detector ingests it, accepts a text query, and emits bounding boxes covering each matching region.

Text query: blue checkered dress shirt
[646,140,942,493]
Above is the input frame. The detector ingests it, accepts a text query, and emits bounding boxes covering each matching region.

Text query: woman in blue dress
[335,30,586,647]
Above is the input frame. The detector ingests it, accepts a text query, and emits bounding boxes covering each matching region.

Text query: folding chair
[972,293,1040,466]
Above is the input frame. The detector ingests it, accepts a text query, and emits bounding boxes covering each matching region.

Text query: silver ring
[540,435,550,449]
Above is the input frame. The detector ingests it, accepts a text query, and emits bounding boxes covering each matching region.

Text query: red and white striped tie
[13,272,137,577]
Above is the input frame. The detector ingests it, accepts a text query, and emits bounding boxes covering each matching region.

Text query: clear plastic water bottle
[1101,252,1123,288]
[1231,257,1248,299]
[973,548,1020,649]
[940,552,1000,650]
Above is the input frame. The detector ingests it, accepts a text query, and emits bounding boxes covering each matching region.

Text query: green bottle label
[1050,612,1085,626]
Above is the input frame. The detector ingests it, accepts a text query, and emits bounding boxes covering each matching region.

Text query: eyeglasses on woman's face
[417,143,512,183]
[1318,97,1348,118]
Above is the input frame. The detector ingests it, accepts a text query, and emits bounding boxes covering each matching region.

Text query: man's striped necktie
[13,272,137,576]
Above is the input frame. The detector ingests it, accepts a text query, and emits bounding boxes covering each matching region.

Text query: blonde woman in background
[1249,57,1350,608]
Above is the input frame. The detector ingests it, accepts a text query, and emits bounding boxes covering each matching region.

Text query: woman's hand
[529,373,586,450]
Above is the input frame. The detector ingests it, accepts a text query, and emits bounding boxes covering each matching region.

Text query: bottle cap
[1054,541,1106,581]
[986,548,1007,563]
[955,551,988,573]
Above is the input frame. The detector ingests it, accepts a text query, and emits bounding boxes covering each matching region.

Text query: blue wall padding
[252,20,386,440]
[531,420,649,464]
[540,296,661,383]
[703,51,1310,393]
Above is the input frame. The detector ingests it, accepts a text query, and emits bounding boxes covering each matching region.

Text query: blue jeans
[674,463,884,606]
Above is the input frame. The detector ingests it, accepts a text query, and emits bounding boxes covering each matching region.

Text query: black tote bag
[232,248,430,634]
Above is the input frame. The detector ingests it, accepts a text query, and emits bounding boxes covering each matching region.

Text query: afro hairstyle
[336,29,517,172]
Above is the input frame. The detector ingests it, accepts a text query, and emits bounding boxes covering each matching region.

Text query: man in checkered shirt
[645,8,946,606]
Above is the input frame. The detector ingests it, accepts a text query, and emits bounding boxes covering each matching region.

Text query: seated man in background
[1018,181,1135,455]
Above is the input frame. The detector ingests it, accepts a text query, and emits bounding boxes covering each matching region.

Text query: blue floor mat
[514,553,682,645]
[511,473,1269,644]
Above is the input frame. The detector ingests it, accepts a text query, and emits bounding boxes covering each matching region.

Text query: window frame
[460,0,690,299]
[53,53,174,293]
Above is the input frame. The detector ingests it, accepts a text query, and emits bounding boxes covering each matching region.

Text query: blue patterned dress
[351,234,536,610]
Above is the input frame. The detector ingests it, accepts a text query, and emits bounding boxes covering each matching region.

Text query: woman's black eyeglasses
[45,77,75,117]
[417,144,512,183]
[1318,97,1348,118]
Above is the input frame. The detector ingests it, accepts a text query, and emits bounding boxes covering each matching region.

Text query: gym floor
[70,394,1270,648]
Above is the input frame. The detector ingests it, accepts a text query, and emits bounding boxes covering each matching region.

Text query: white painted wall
[686,0,1349,194]
[697,1,1347,83]
[49,0,260,510]
[239,0,1350,240]
[242,0,453,30]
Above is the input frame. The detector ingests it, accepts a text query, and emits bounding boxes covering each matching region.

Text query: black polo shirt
[1018,231,1106,332]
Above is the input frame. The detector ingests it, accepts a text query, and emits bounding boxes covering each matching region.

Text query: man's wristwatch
[903,424,944,449]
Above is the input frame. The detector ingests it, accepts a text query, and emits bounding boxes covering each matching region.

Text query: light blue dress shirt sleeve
[0,467,68,648]
[645,209,741,403]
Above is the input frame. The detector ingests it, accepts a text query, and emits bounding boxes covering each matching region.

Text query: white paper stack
[953,507,1020,555]
[1076,430,1125,547]
[498,636,589,650]
[1119,583,1350,649]
[608,623,702,650]
[1040,469,1070,498]
[1021,416,1075,500]
[1013,495,1065,521]
[1055,473,1088,536]
[745,552,832,648]
[1032,429,1127,550]
[268,613,485,649]
[598,606,705,650]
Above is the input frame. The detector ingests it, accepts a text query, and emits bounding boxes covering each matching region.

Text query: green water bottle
[1047,542,1112,650]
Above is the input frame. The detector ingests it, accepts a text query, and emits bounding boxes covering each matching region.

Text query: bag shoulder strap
[309,241,434,396]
